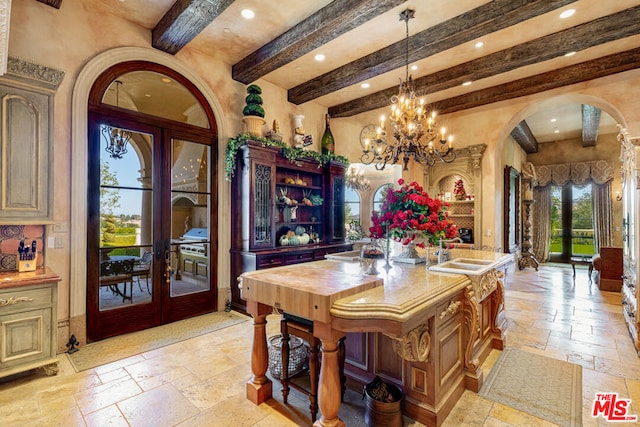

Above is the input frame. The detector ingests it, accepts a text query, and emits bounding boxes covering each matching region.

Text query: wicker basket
[268,334,309,379]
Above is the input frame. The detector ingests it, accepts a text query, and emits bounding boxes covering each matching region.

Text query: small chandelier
[345,166,371,191]
[361,9,456,171]
[103,80,132,159]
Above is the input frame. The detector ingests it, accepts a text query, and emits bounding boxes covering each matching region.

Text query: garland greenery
[225,133,349,181]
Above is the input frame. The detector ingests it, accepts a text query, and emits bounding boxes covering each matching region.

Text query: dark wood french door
[87,112,217,341]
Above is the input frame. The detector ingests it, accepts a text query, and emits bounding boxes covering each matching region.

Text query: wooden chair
[280,313,346,423]
[132,251,153,294]
[99,259,134,302]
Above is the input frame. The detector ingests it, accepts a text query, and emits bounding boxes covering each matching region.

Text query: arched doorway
[86,61,218,341]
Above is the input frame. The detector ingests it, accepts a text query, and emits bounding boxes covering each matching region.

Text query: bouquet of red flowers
[369,179,457,247]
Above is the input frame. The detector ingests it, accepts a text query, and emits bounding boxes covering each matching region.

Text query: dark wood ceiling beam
[581,104,601,147]
[289,0,577,105]
[510,121,539,154]
[152,0,235,55]
[36,0,62,8]
[232,0,404,84]
[430,48,640,118]
[329,6,640,117]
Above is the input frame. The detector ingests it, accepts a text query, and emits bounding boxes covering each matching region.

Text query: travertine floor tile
[0,265,638,426]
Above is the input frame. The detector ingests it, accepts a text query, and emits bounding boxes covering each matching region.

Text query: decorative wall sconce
[616,191,623,201]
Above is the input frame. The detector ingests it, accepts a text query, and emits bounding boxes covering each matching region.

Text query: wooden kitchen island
[240,249,513,426]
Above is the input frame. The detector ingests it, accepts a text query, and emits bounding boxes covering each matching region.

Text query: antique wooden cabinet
[620,128,640,355]
[230,141,352,312]
[0,269,61,379]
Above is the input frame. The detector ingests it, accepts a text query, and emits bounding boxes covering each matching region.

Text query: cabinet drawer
[256,255,284,269]
[284,251,314,265]
[0,286,53,314]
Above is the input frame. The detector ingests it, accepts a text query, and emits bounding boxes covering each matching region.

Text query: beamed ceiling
[37,0,640,150]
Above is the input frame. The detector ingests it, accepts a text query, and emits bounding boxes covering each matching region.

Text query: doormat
[68,311,248,372]
[479,347,582,427]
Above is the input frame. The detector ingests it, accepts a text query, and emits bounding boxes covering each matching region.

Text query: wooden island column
[239,265,382,426]
[245,300,273,405]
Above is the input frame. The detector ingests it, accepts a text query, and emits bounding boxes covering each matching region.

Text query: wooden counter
[240,251,512,426]
[0,267,61,379]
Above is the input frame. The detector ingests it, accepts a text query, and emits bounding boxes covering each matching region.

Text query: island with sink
[240,248,514,427]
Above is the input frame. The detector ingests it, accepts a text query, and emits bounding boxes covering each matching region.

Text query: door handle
[165,250,171,284]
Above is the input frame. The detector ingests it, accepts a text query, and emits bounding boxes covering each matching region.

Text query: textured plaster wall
[7,0,640,344]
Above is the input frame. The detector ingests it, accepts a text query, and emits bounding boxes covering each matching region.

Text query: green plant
[225,133,349,181]
[242,84,265,118]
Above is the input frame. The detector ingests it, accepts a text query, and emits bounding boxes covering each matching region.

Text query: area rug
[479,347,582,427]
[68,311,249,372]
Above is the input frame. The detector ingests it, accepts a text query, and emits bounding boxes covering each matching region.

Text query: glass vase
[360,238,385,275]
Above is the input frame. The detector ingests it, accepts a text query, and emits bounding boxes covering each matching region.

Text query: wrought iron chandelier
[345,166,371,191]
[103,80,132,159]
[360,9,456,171]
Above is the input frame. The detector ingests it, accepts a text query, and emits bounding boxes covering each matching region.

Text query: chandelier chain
[360,8,456,171]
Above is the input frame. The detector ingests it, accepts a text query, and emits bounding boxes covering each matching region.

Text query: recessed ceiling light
[410,65,418,71]
[161,77,172,83]
[550,118,557,123]
[145,94,151,97]
[560,9,575,19]
[314,54,325,61]
[462,81,472,86]
[564,51,576,57]
[554,129,560,134]
[475,41,484,48]
[241,9,255,19]
[361,83,370,89]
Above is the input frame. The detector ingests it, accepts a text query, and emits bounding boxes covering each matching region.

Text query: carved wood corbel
[463,285,480,371]
[491,276,506,335]
[390,323,431,362]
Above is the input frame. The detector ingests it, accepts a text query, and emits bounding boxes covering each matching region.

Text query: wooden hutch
[230,140,353,312]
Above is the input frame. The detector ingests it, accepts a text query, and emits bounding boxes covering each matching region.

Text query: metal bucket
[363,376,404,427]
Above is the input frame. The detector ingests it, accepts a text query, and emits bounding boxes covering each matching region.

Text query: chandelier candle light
[361,9,456,171]
[345,166,371,191]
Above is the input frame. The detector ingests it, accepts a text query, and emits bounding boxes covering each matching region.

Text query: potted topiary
[242,84,266,137]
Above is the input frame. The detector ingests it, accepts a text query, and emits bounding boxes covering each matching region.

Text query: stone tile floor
[1,264,639,426]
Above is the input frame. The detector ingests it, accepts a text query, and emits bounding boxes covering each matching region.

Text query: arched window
[373,183,393,214]
[345,187,362,240]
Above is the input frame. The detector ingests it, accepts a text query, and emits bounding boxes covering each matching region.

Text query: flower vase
[392,241,426,264]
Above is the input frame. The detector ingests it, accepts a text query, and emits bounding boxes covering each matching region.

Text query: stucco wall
[7,0,640,345]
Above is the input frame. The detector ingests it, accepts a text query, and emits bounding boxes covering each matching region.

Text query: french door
[549,184,595,262]
[87,113,216,341]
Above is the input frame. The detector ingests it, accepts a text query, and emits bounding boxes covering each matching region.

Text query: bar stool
[280,313,346,422]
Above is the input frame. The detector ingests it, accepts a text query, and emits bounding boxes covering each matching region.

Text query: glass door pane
[571,185,594,256]
[169,139,211,297]
[549,186,562,256]
[99,125,154,311]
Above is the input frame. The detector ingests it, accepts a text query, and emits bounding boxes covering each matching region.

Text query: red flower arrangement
[369,179,458,247]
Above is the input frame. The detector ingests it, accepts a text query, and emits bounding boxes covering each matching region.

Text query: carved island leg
[246,300,272,405]
[314,321,346,427]
[463,285,483,392]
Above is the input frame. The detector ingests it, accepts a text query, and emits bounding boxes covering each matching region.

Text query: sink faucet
[438,238,463,264]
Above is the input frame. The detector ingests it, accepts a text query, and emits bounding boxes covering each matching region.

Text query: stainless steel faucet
[438,237,463,264]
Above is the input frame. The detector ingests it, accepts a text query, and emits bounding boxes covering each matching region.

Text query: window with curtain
[533,160,613,263]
